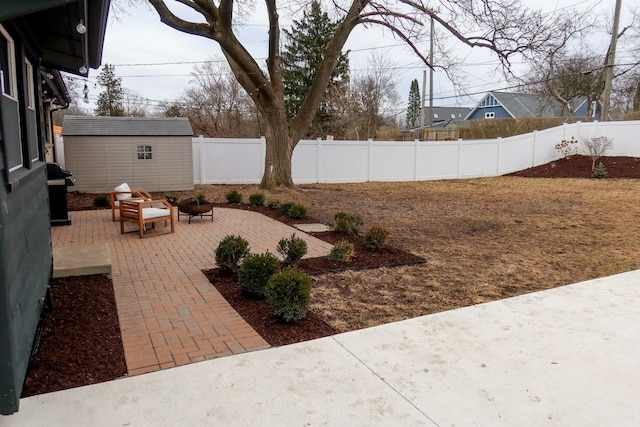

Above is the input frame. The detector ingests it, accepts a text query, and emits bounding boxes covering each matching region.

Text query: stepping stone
[294,223,332,233]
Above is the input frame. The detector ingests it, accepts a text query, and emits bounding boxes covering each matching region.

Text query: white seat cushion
[141,207,171,220]
[114,183,132,201]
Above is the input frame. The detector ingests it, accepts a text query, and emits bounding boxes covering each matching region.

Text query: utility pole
[601,0,622,121]
[428,16,434,129]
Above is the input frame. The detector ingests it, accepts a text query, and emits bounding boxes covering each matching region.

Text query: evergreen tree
[406,79,420,128]
[95,64,124,116]
[281,0,349,136]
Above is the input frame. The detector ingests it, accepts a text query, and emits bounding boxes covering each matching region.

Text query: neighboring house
[0,1,110,415]
[422,106,471,128]
[62,116,195,193]
[465,91,592,120]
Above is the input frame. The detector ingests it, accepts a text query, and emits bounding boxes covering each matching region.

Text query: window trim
[136,144,153,161]
[0,24,17,101]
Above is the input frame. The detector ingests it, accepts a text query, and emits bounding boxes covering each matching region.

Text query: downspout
[48,102,69,164]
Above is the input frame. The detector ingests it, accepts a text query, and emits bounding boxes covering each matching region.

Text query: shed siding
[65,136,193,193]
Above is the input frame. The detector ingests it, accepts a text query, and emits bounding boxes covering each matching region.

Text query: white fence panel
[318,141,369,183]
[498,134,536,175]
[415,141,460,180]
[292,140,320,184]
[589,121,640,156]
[195,137,264,184]
[458,140,500,178]
[370,141,416,181]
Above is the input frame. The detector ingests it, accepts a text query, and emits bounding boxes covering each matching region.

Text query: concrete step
[52,244,112,278]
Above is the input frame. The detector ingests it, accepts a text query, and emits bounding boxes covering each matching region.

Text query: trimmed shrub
[276,233,308,266]
[287,203,308,219]
[225,190,243,204]
[328,240,355,262]
[278,202,293,216]
[364,226,391,250]
[214,235,250,273]
[248,193,266,206]
[266,267,311,322]
[267,199,281,209]
[164,194,178,204]
[238,252,281,299]
[333,212,363,236]
[593,162,608,179]
[93,195,110,208]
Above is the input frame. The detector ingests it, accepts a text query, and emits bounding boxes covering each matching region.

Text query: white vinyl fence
[192,120,640,185]
[57,120,640,185]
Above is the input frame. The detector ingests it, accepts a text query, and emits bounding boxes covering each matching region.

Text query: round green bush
[278,202,293,216]
[328,240,355,262]
[364,226,391,250]
[276,233,308,266]
[287,203,308,219]
[225,190,243,204]
[248,193,266,206]
[333,211,363,236]
[238,252,281,299]
[215,235,250,273]
[267,199,281,209]
[266,267,311,322]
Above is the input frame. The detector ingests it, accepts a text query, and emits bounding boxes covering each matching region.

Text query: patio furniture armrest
[119,199,174,238]
[110,189,152,221]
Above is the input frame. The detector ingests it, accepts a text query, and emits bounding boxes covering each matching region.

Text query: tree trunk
[260,118,296,190]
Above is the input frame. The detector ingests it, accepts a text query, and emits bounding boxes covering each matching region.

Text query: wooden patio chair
[110,183,152,221]
[119,199,175,238]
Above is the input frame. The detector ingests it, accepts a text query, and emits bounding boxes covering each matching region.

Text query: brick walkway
[51,208,333,376]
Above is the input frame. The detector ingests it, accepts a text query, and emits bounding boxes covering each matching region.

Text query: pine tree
[95,64,124,116]
[281,0,349,136]
[406,79,420,129]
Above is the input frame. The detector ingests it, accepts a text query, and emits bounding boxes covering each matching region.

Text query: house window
[485,112,495,119]
[0,25,16,98]
[0,24,23,173]
[25,59,34,109]
[137,145,153,160]
[25,58,39,162]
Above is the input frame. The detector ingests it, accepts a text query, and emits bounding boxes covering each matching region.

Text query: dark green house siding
[0,166,52,415]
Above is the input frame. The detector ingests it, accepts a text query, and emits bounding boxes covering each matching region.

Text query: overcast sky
[72,0,622,115]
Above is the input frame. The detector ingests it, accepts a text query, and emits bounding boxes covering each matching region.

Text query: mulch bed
[21,275,127,397]
[505,155,640,178]
[203,221,425,347]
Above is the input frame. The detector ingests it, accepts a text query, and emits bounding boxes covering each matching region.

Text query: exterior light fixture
[76,21,87,35]
[79,65,87,74]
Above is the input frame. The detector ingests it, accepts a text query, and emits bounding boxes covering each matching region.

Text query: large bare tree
[148,0,584,189]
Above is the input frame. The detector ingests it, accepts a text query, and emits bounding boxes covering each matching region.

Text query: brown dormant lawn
[158,168,640,332]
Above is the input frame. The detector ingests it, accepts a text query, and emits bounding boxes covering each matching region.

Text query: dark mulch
[203,269,337,347]
[505,155,640,178]
[21,275,127,397]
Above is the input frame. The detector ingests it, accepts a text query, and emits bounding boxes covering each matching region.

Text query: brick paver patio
[52,207,333,376]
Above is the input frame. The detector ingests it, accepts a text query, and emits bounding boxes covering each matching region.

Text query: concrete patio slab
[52,244,111,278]
[3,269,639,426]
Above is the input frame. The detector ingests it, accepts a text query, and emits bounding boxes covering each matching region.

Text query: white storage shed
[62,116,194,193]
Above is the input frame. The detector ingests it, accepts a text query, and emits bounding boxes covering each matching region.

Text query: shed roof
[62,116,193,136]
